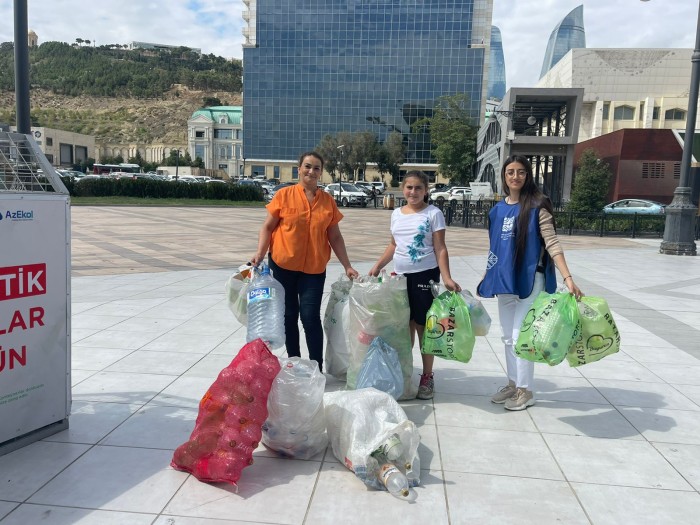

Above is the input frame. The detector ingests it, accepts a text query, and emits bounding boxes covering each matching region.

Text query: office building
[242,0,492,174]
[487,26,506,101]
[188,106,243,177]
[540,4,585,79]
[537,48,695,142]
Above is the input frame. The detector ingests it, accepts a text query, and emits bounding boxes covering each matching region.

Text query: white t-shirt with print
[390,204,445,274]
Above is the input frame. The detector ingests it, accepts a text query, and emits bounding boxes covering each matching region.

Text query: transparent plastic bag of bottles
[515,291,581,366]
[346,276,416,400]
[225,264,254,325]
[322,275,353,379]
[261,357,328,460]
[566,296,621,367]
[171,339,281,486]
[324,388,421,491]
[355,337,404,400]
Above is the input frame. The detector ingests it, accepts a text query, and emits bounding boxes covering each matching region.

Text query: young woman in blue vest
[477,155,583,411]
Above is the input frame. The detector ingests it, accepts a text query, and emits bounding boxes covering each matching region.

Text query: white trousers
[497,273,544,391]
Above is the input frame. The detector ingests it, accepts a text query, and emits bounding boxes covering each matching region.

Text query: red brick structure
[573,129,683,204]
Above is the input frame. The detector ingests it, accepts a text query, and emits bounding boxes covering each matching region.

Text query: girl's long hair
[500,155,555,267]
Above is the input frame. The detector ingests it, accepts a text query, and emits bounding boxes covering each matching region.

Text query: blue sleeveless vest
[476,200,556,299]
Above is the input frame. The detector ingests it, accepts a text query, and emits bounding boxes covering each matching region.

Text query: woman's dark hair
[298,151,324,169]
[402,170,430,203]
[500,155,555,267]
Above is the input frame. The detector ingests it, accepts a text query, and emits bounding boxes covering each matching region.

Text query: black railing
[390,197,700,240]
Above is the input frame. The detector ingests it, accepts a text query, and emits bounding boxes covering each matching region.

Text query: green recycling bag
[421,291,475,363]
[566,296,620,367]
[515,291,581,366]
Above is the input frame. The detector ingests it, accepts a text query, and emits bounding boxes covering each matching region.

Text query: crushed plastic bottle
[246,263,286,349]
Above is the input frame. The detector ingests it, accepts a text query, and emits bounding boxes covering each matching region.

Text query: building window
[59,143,73,165]
[642,162,665,179]
[273,166,280,179]
[194,145,205,163]
[46,137,53,146]
[613,105,635,120]
[639,102,644,120]
[219,116,228,124]
[665,108,686,121]
[653,106,660,119]
[602,102,610,120]
[252,165,265,177]
[218,164,228,172]
[292,167,298,180]
[214,129,232,139]
[45,153,53,163]
[75,146,88,163]
[195,130,205,138]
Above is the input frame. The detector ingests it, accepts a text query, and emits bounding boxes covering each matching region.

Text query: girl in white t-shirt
[369,171,461,399]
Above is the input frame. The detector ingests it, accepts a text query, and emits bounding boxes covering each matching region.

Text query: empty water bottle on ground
[376,433,403,461]
[378,461,410,499]
[246,263,285,350]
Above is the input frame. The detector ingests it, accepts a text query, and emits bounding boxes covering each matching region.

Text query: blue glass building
[540,4,586,79]
[242,0,489,163]
[487,25,506,101]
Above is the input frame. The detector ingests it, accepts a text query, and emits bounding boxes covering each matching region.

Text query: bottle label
[379,463,400,486]
[248,287,275,303]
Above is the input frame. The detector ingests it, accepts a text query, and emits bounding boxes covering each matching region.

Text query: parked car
[370,181,386,194]
[430,186,471,203]
[324,183,369,207]
[354,181,377,196]
[266,182,296,201]
[602,199,666,215]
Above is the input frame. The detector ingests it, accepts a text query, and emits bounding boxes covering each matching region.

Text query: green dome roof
[191,106,242,125]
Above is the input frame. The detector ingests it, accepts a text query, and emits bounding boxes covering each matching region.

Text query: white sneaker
[491,382,516,404]
[504,388,535,411]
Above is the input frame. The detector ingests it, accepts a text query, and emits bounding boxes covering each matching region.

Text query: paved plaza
[1,206,700,524]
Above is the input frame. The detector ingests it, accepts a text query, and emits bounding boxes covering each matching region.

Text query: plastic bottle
[378,462,410,499]
[379,268,387,283]
[246,263,286,349]
[405,454,421,487]
[377,433,403,461]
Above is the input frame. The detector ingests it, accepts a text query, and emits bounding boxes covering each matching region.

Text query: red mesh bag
[171,339,281,486]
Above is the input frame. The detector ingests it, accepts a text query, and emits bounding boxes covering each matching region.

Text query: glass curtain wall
[243,0,486,163]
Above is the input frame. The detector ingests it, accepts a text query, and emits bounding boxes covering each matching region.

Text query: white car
[324,183,369,207]
[370,181,386,194]
[430,186,471,203]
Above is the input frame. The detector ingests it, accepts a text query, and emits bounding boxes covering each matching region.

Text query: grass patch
[70,196,266,207]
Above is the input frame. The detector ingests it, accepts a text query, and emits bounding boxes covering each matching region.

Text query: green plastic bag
[421,291,475,363]
[566,296,621,367]
[515,292,581,366]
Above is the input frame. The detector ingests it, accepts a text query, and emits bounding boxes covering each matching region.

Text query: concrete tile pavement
[1,206,699,524]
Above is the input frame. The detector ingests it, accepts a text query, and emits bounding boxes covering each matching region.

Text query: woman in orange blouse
[251,151,359,370]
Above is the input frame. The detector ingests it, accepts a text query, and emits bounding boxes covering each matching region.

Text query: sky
[0,0,697,90]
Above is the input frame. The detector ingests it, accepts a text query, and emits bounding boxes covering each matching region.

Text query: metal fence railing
[0,132,68,194]
[387,197,700,240]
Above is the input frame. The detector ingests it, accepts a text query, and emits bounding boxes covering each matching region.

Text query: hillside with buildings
[0,40,242,149]
[0,85,242,145]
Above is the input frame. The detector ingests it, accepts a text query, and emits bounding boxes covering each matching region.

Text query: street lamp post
[337,144,345,205]
[175,149,180,182]
[645,0,699,255]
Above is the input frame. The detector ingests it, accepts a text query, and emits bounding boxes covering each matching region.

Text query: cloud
[1,1,695,90]
[0,0,245,58]
[492,0,696,88]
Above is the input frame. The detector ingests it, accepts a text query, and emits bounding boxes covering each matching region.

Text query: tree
[316,134,342,182]
[413,93,478,184]
[375,131,405,184]
[348,131,379,181]
[567,149,612,212]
